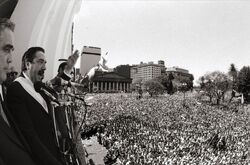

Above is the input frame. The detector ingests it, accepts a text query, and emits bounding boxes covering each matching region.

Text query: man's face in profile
[0,28,14,83]
[28,51,47,83]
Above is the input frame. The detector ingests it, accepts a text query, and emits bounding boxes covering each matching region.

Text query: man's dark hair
[58,62,67,73]
[0,18,15,32]
[21,47,45,71]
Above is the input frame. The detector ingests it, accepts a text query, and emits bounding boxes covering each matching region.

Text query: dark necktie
[0,95,10,126]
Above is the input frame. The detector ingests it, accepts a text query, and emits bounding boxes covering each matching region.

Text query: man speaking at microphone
[6,47,79,165]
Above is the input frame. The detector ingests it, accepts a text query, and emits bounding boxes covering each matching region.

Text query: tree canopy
[143,79,165,97]
[236,66,250,101]
[200,71,230,104]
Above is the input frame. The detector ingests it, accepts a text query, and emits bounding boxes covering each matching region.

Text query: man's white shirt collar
[0,85,3,100]
[22,72,34,87]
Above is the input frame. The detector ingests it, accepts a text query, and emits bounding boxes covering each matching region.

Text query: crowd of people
[82,93,250,164]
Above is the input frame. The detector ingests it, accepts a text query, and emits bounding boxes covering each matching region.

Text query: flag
[98,51,109,72]
[85,65,98,80]
[85,51,109,81]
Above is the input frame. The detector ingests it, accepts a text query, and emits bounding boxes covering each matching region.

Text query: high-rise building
[80,46,101,76]
[158,60,166,74]
[158,60,165,65]
[131,61,164,82]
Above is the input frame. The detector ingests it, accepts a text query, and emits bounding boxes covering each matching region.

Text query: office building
[80,46,101,76]
[130,61,165,82]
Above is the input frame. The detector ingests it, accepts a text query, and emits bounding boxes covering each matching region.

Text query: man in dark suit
[0,18,37,165]
[6,46,79,165]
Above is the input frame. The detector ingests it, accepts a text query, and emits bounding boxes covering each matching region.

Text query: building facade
[166,66,189,74]
[166,66,194,85]
[131,61,165,82]
[90,71,132,93]
[80,46,101,76]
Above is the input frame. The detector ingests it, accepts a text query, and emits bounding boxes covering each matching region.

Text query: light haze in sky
[74,0,250,83]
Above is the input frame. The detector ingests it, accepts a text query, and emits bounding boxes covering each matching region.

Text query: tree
[187,74,194,90]
[143,79,165,97]
[167,73,174,94]
[199,76,205,89]
[177,74,194,91]
[168,72,174,81]
[201,71,230,105]
[167,80,174,94]
[155,73,174,94]
[155,74,169,87]
[228,64,238,102]
[114,65,131,78]
[228,63,237,84]
[131,78,143,98]
[203,79,214,102]
[131,78,143,91]
[236,66,250,102]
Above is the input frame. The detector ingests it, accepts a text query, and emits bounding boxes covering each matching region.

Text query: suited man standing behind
[7,47,79,165]
[0,18,37,165]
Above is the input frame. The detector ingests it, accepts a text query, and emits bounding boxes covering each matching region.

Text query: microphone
[34,81,60,105]
[65,93,85,102]
[65,93,92,107]
[60,81,87,88]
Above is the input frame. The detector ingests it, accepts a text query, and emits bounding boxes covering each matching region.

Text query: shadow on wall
[0,0,18,18]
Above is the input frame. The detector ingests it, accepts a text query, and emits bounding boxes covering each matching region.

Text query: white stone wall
[11,0,82,81]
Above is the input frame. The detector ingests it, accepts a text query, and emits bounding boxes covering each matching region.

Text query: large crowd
[81,92,250,164]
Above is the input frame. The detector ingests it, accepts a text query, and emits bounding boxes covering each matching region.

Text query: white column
[123,82,126,91]
[97,82,99,91]
[105,82,107,91]
[108,82,111,92]
[92,82,95,91]
[116,82,119,91]
[124,83,127,92]
[113,82,115,91]
[120,82,122,91]
[101,82,103,91]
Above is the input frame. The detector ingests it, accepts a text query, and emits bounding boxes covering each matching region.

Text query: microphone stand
[63,92,92,165]
[54,81,91,165]
[46,89,81,165]
[63,93,90,143]
[62,88,91,165]
[38,88,61,151]
[73,94,90,143]
[50,101,60,149]
[60,91,80,165]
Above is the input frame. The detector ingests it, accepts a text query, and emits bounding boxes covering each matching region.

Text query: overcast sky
[74,0,250,82]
